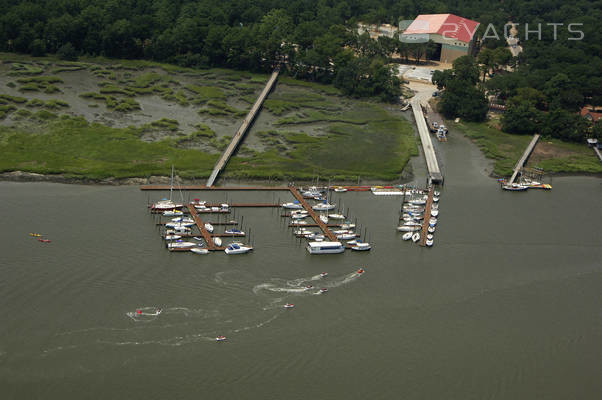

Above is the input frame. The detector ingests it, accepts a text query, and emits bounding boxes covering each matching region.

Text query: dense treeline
[0,1,601,122]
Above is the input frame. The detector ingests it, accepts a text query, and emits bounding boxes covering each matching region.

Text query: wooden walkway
[593,146,602,162]
[509,134,540,184]
[141,185,290,191]
[206,68,280,187]
[411,99,443,184]
[288,187,338,242]
[419,187,434,247]
[186,205,215,250]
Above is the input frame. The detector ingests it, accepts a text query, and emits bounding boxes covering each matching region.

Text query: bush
[57,43,78,61]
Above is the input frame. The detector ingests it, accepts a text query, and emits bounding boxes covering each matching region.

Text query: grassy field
[451,120,602,176]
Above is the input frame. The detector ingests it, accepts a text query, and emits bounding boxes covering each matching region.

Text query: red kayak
[38,239,51,243]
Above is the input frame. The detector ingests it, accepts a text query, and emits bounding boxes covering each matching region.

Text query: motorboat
[429,217,437,225]
[502,183,528,191]
[428,226,436,233]
[328,213,346,220]
[165,222,194,229]
[216,336,227,341]
[332,229,350,234]
[431,209,439,217]
[204,223,214,233]
[434,190,440,196]
[426,238,434,247]
[340,223,356,229]
[164,234,182,240]
[210,207,220,212]
[190,248,209,255]
[38,238,51,243]
[319,214,329,224]
[301,187,323,197]
[294,228,313,236]
[403,221,421,227]
[166,227,191,234]
[312,202,336,211]
[308,233,325,241]
[318,288,329,293]
[333,187,347,192]
[290,221,308,226]
[305,285,313,289]
[432,196,439,202]
[284,303,295,309]
[163,209,183,216]
[431,203,439,210]
[357,268,365,274]
[346,239,357,245]
[224,243,253,254]
[306,241,345,254]
[397,225,420,232]
[351,242,371,251]
[336,233,356,240]
[402,232,413,240]
[167,241,197,249]
[213,237,222,246]
[171,217,193,223]
[193,236,203,241]
[224,229,244,235]
[190,199,205,206]
[411,232,420,243]
[282,201,303,209]
[320,272,328,278]
[409,198,427,205]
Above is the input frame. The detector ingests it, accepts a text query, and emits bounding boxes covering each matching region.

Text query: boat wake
[253,270,363,296]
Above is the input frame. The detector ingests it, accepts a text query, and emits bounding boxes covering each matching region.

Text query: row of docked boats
[397,189,441,247]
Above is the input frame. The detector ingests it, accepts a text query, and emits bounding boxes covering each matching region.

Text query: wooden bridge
[508,134,540,184]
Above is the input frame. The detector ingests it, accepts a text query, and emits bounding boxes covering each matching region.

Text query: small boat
[167,241,197,249]
[284,303,295,309]
[403,221,421,227]
[224,243,253,254]
[306,241,345,254]
[340,223,356,229]
[431,209,439,217]
[402,232,413,240]
[427,234,434,240]
[213,237,222,246]
[171,217,193,223]
[216,336,227,342]
[346,239,357,245]
[427,226,436,233]
[397,225,420,232]
[211,207,220,212]
[320,272,328,278]
[224,229,244,235]
[409,199,426,205]
[152,199,183,211]
[305,285,313,289]
[204,223,214,233]
[429,217,437,225]
[38,238,51,243]
[502,183,528,191]
[411,232,420,243]
[336,233,356,240]
[319,214,328,224]
[351,242,371,251]
[426,239,434,247]
[190,248,209,255]
[291,212,308,220]
[193,236,203,241]
[29,233,42,237]
[162,209,183,217]
[333,187,347,192]
[164,234,182,240]
[318,288,328,293]
[282,202,303,209]
[312,202,336,211]
[332,229,350,234]
[328,213,346,220]
[167,227,191,234]
[432,196,439,202]
[357,268,365,274]
[165,222,194,228]
[431,203,439,210]
[434,190,440,196]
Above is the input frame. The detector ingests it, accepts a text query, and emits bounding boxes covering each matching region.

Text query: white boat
[411,232,420,243]
[224,243,253,254]
[429,217,437,225]
[164,234,182,240]
[312,202,336,211]
[284,303,295,309]
[427,234,434,240]
[432,196,439,202]
[320,272,328,278]
[216,336,227,341]
[346,239,357,245]
[308,233,325,241]
[340,223,356,229]
[427,226,436,233]
[211,206,220,212]
[294,228,313,236]
[167,241,197,249]
[403,221,421,227]
[290,221,308,226]
[397,225,420,232]
[319,214,329,224]
[332,229,350,234]
[151,166,183,210]
[318,288,329,293]
[409,199,426,205]
[431,203,439,210]
[336,233,356,240]
[165,222,195,228]
[426,239,434,247]
[213,237,222,246]
[204,223,214,233]
[434,190,440,196]
[328,213,346,220]
[431,209,439,217]
[162,209,183,216]
[224,228,244,235]
[306,241,345,254]
[333,187,347,192]
[351,242,371,251]
[282,202,303,209]
[190,248,209,255]
[171,217,193,223]
[166,227,191,234]
[402,232,413,240]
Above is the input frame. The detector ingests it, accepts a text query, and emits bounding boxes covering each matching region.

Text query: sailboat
[151,166,183,211]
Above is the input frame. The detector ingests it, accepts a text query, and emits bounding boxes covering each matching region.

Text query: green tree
[501,97,541,134]
[57,42,77,61]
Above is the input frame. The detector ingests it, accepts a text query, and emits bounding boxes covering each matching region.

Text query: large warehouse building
[401,14,480,63]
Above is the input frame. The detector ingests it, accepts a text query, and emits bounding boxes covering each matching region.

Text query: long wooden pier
[411,99,443,184]
[508,134,540,184]
[206,68,280,187]
[419,187,434,247]
[186,204,215,249]
[593,146,602,162]
[289,187,337,242]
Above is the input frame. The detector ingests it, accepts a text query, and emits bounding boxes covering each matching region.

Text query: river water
[1,133,601,399]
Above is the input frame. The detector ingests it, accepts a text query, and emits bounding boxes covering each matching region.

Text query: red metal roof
[403,14,480,43]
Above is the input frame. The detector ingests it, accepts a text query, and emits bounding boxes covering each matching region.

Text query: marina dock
[508,134,540,184]
[206,67,280,187]
[419,187,434,247]
[411,99,443,184]
[289,187,338,242]
[186,205,215,250]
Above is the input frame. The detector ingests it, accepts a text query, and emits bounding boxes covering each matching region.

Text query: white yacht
[397,225,420,232]
[312,202,336,211]
[328,213,346,220]
[224,243,253,254]
[224,228,244,235]
[190,248,209,255]
[165,221,195,229]
[282,202,303,209]
[411,232,420,243]
[306,241,345,254]
[402,231,413,240]
[319,214,329,224]
[151,166,183,211]
[204,223,214,233]
[336,233,356,240]
[351,241,371,251]
[164,234,181,240]
[162,209,183,217]
[213,237,222,246]
[167,241,197,249]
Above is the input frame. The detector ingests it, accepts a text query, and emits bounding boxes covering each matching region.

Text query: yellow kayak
[29,233,42,237]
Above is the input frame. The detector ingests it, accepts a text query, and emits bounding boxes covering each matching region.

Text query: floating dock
[411,99,443,184]
[289,187,338,242]
[508,134,540,184]
[186,204,216,250]
[206,68,280,187]
[419,187,434,247]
